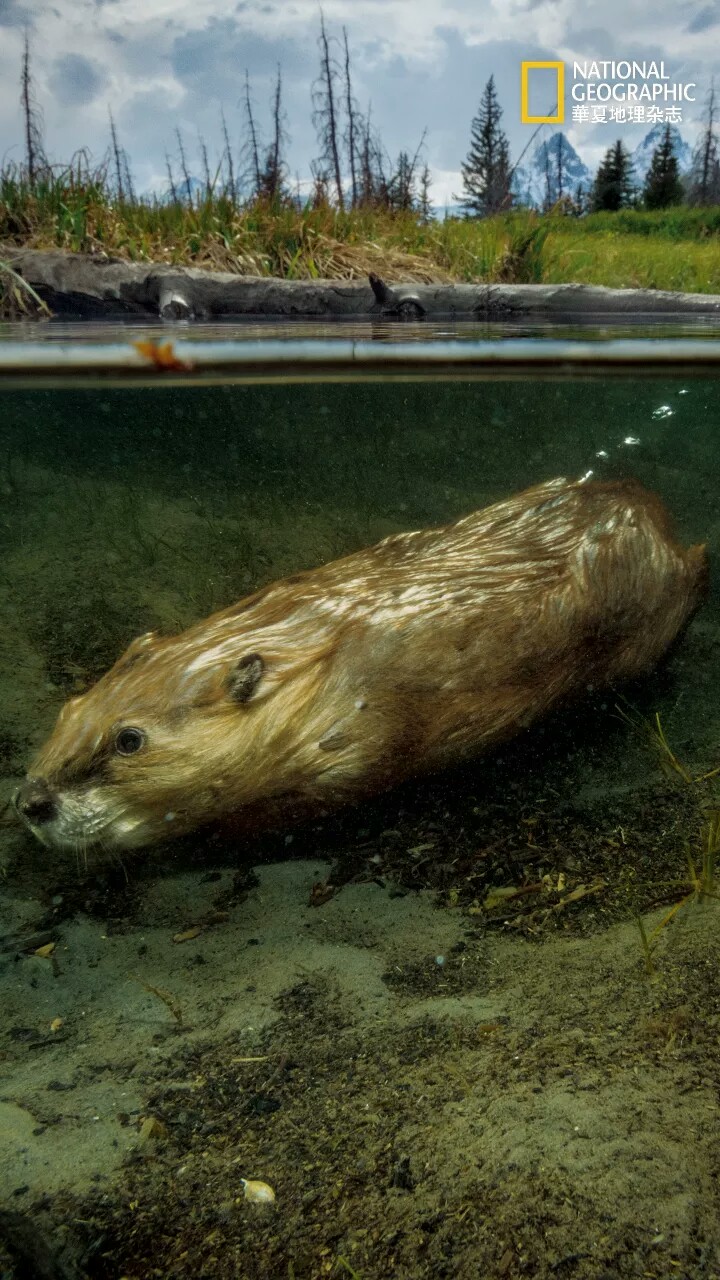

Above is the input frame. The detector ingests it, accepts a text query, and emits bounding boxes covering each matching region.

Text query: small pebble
[240,1178,276,1204]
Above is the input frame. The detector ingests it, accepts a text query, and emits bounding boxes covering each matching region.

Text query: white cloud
[0,0,712,198]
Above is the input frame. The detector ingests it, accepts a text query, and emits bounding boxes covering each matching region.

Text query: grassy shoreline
[3,172,720,306]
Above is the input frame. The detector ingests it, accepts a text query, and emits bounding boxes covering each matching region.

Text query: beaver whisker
[99,834,128,881]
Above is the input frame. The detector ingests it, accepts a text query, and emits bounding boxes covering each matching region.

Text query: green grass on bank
[2,163,720,314]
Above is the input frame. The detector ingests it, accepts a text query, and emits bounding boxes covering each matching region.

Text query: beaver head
[15,588,354,857]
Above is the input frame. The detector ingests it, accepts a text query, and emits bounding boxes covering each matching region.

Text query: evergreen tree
[387,132,426,212]
[418,163,432,223]
[389,150,415,211]
[459,76,512,217]
[643,124,683,209]
[591,140,635,211]
[573,182,588,215]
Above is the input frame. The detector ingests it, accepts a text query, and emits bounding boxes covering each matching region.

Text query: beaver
[16,476,707,858]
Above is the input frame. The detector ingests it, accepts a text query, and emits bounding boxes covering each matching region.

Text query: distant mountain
[512,133,592,209]
[630,124,692,181]
[507,126,692,209]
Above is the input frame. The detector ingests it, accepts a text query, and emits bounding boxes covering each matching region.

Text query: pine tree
[459,76,512,217]
[418,163,432,223]
[389,150,414,211]
[643,125,683,209]
[573,182,588,216]
[591,140,635,211]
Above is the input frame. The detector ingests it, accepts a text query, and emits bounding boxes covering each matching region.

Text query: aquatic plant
[618,705,719,972]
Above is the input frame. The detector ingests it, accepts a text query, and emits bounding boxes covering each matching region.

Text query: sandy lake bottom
[2,796,720,1280]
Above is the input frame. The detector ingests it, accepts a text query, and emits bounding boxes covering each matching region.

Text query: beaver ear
[113,631,159,674]
[227,653,265,704]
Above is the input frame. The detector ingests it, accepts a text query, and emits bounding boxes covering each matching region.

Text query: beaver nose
[15,777,57,826]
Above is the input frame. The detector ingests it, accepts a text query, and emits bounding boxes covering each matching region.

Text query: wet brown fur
[21,477,708,855]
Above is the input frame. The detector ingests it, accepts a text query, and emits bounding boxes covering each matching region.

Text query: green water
[2,373,720,1280]
[1,376,717,744]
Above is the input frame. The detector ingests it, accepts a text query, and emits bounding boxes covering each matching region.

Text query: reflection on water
[5,317,720,345]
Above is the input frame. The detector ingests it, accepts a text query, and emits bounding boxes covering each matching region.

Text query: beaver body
[17,477,707,855]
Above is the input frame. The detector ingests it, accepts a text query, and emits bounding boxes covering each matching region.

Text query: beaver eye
[114,727,146,756]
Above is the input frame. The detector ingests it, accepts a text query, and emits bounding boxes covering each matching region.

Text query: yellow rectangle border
[521,61,565,124]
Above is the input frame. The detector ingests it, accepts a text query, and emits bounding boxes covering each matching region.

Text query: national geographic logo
[521,62,564,124]
[521,60,697,126]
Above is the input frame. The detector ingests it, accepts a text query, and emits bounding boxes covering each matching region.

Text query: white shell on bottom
[240,1178,276,1204]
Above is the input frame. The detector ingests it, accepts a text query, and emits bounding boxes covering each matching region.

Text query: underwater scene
[1,372,720,1279]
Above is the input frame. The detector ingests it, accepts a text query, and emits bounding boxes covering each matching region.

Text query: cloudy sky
[0,0,716,204]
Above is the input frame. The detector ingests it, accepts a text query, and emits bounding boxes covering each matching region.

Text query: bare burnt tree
[310,168,331,207]
[312,11,345,208]
[689,80,720,205]
[543,140,552,212]
[165,153,178,204]
[108,110,126,200]
[357,107,374,204]
[105,112,135,202]
[199,135,213,198]
[342,27,359,207]
[356,105,390,206]
[175,127,192,202]
[243,70,263,198]
[259,65,287,202]
[20,32,46,186]
[123,152,135,202]
[220,107,237,203]
[372,141,392,205]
